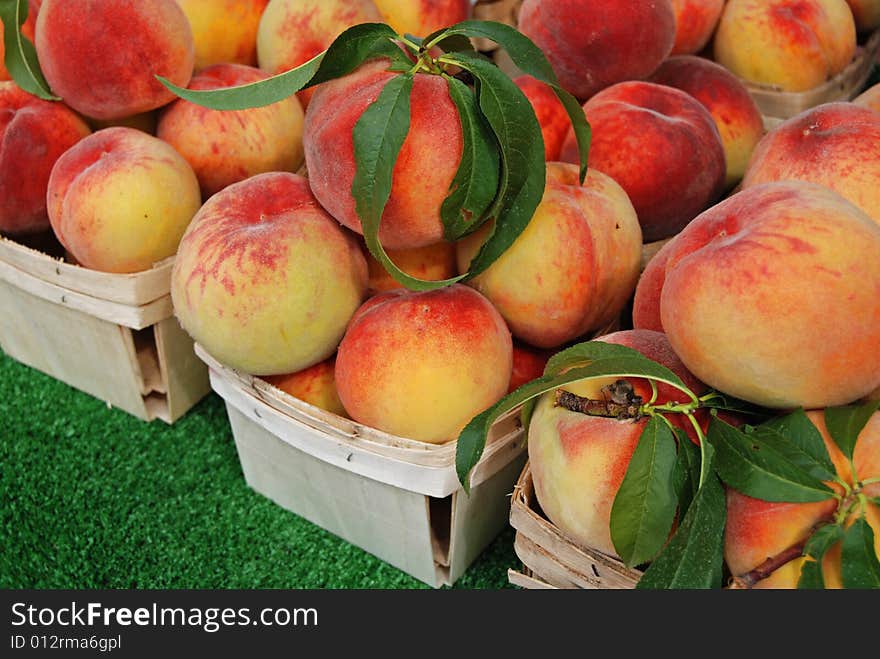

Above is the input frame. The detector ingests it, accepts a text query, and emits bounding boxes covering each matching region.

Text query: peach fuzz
[263,357,348,418]
[256,0,381,109]
[304,58,463,250]
[0,82,91,235]
[47,127,200,273]
[853,82,880,113]
[517,0,675,101]
[514,75,570,161]
[634,181,880,409]
[373,0,469,37]
[35,0,194,121]
[172,172,367,376]
[527,329,707,558]
[157,63,304,199]
[648,55,765,189]
[175,0,270,70]
[713,0,857,93]
[334,285,512,444]
[559,81,726,242]
[456,163,642,349]
[364,241,457,295]
[725,411,880,588]
[845,0,880,32]
[742,102,880,225]
[0,0,39,81]
[669,0,725,55]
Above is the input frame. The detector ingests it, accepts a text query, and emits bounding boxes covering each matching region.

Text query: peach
[171,172,368,375]
[156,63,304,199]
[742,102,880,225]
[670,0,725,55]
[87,112,159,135]
[175,0,270,70]
[456,163,642,349]
[845,0,880,32]
[263,357,348,418]
[648,55,765,189]
[853,82,880,113]
[509,341,553,394]
[517,0,676,101]
[364,240,457,295]
[559,81,726,241]
[304,58,463,250]
[725,410,880,588]
[0,0,40,81]
[713,0,857,92]
[256,0,382,109]
[513,74,570,161]
[47,127,201,273]
[373,0,469,37]
[0,82,91,235]
[527,329,707,558]
[633,181,880,409]
[35,0,194,121]
[334,285,512,443]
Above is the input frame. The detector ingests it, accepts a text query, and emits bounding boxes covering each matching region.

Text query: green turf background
[0,351,519,589]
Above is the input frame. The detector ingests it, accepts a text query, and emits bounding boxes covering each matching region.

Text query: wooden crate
[195,344,528,588]
[0,235,210,423]
[508,461,642,589]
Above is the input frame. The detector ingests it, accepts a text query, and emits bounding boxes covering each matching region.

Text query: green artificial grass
[0,351,519,590]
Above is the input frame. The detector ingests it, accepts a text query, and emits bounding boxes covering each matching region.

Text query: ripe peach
[364,240,457,295]
[456,163,642,349]
[714,0,857,92]
[171,172,368,375]
[0,82,91,235]
[528,329,707,558]
[559,81,726,241]
[156,63,304,199]
[335,285,512,444]
[633,181,880,409]
[263,357,348,418]
[725,410,880,589]
[648,55,765,189]
[373,0,469,37]
[742,102,880,225]
[47,127,201,273]
[0,0,40,81]
[669,0,725,55]
[513,74,570,161]
[853,83,880,113]
[845,0,880,32]
[256,0,382,109]
[509,341,553,394]
[517,0,676,101]
[35,0,195,120]
[304,59,463,250]
[175,0,270,70]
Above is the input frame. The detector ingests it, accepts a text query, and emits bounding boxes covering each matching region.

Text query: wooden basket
[195,344,528,588]
[0,235,210,423]
[507,461,643,589]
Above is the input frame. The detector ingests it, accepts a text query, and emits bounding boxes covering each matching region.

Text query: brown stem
[554,381,643,421]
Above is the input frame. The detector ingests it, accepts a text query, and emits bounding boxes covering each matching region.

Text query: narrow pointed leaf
[797,523,844,589]
[841,517,880,589]
[824,401,880,462]
[433,34,475,55]
[635,471,726,589]
[673,428,701,519]
[610,416,679,567]
[757,409,837,481]
[441,76,500,241]
[0,0,57,99]
[708,417,835,503]
[797,561,825,589]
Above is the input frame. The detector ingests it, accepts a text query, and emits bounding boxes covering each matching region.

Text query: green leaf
[429,20,590,181]
[443,51,545,280]
[841,517,880,589]
[708,417,836,503]
[673,428,701,520]
[825,400,880,462]
[440,76,500,241]
[352,74,464,291]
[432,34,475,55]
[756,409,837,482]
[610,416,679,568]
[456,340,700,490]
[156,23,408,110]
[0,0,57,99]
[797,523,844,589]
[635,470,726,589]
[700,391,772,419]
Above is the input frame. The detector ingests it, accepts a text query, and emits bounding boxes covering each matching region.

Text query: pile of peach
[1,0,879,587]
